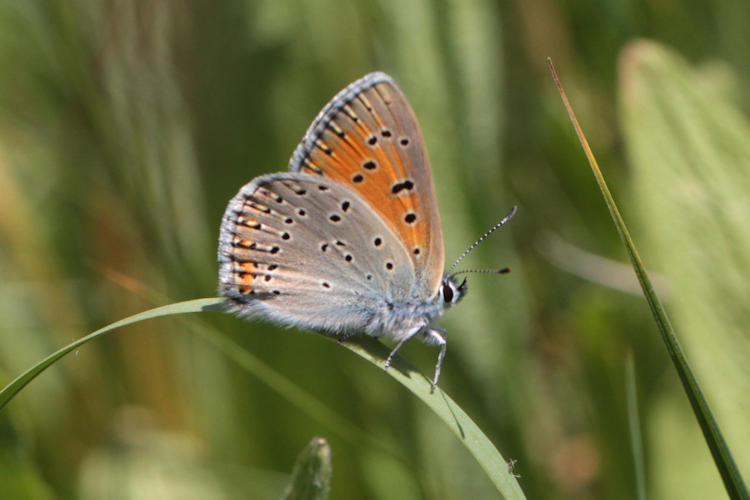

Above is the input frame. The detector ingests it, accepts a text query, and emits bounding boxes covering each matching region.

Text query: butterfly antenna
[446,205,517,275]
[450,267,511,278]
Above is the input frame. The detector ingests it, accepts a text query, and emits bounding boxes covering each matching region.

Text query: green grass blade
[281,437,333,500]
[1,298,524,498]
[341,337,525,499]
[548,58,749,500]
[625,352,647,500]
[0,298,222,410]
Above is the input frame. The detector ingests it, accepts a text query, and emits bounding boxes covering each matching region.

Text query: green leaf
[281,437,332,500]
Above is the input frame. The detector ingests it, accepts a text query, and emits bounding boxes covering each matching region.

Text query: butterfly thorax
[367,275,466,342]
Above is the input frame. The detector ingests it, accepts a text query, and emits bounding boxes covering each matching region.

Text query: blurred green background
[1,1,748,498]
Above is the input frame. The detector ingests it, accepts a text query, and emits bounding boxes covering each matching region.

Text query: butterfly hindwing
[218,173,415,334]
[288,72,445,298]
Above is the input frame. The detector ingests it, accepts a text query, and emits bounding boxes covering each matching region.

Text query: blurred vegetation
[0,0,748,498]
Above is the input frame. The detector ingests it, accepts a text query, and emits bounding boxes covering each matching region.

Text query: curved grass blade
[548,58,748,500]
[341,337,525,499]
[0,298,524,499]
[0,298,222,410]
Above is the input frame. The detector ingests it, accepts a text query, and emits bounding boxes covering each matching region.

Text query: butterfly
[218,72,515,392]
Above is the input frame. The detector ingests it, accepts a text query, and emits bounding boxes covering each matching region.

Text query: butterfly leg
[384,325,423,371]
[425,328,447,394]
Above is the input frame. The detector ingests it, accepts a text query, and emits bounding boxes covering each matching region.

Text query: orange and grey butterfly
[218,72,515,392]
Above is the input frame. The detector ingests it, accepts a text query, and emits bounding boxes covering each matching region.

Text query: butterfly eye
[442,283,454,304]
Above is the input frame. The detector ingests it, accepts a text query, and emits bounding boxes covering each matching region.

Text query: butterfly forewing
[218,173,415,334]
[288,73,445,297]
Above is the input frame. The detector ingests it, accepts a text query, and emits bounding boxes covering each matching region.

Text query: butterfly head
[439,275,467,308]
